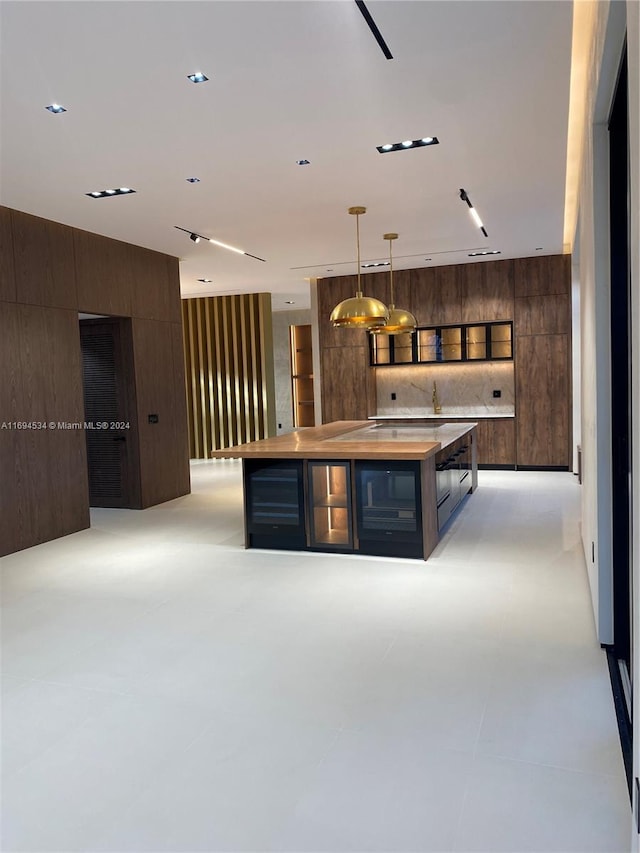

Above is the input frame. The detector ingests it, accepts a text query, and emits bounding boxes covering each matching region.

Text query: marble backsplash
[375,362,515,416]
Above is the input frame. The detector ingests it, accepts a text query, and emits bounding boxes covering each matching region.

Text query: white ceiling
[0,0,573,311]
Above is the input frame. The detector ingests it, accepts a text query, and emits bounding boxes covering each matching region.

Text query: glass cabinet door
[440,326,462,361]
[466,325,487,360]
[308,461,352,548]
[392,331,414,363]
[370,334,391,365]
[489,322,513,359]
[417,328,439,362]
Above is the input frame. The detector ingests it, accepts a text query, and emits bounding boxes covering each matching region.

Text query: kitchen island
[211,420,477,560]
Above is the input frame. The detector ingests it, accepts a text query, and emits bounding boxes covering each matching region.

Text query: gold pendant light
[370,232,417,335]
[330,206,389,329]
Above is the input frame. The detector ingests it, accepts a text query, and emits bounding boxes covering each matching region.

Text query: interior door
[79,318,139,508]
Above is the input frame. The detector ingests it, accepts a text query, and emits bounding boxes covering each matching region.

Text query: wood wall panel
[411,266,462,326]
[515,294,571,336]
[0,304,89,556]
[0,206,16,302]
[516,334,570,467]
[182,294,276,457]
[74,229,133,316]
[514,254,571,297]
[132,318,190,506]
[128,246,181,322]
[320,346,371,423]
[12,211,78,309]
[461,260,514,322]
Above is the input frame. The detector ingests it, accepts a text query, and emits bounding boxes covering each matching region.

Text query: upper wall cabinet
[370,322,513,367]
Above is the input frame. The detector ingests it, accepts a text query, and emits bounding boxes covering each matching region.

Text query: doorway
[79,317,140,508]
[608,45,632,733]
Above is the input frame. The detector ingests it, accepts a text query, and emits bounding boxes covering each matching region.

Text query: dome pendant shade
[330,207,389,329]
[369,232,417,335]
[330,292,389,328]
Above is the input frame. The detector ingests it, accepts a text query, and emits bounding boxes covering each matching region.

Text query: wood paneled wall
[316,254,572,468]
[182,294,276,457]
[0,205,190,557]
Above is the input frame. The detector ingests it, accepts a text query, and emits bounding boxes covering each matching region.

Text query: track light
[459,188,488,237]
[174,226,266,262]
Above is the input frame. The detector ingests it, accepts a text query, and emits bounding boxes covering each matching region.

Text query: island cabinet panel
[516,334,570,467]
[515,293,571,336]
[410,266,462,326]
[460,260,514,322]
[474,419,516,466]
[0,206,16,302]
[514,254,571,297]
[320,345,375,422]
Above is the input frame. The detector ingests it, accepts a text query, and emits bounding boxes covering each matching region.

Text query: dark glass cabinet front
[244,459,306,549]
[355,461,423,558]
[370,321,513,366]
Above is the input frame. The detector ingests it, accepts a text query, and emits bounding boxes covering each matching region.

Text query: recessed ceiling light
[285,300,295,304]
[535,247,543,251]
[468,250,501,257]
[187,72,208,83]
[45,103,66,114]
[424,258,432,261]
[362,262,390,268]
[197,278,212,283]
[296,159,311,165]
[376,136,439,154]
[186,177,200,183]
[86,187,136,199]
[326,269,333,272]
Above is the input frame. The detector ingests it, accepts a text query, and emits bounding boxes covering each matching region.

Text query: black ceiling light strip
[459,188,488,238]
[354,0,393,60]
[174,225,266,262]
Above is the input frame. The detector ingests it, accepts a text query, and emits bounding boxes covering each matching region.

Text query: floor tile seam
[469,747,630,782]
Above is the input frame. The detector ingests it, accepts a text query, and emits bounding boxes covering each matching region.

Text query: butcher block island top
[210,420,477,460]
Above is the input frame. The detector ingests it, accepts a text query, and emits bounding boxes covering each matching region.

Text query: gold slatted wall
[182,293,276,458]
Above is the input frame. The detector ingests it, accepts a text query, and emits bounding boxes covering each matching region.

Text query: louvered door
[80,319,135,507]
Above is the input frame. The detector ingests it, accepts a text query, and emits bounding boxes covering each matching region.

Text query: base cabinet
[354,461,423,559]
[308,461,353,549]
[244,460,306,550]
[435,438,473,531]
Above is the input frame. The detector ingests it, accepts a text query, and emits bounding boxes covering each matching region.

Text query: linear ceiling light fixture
[377,137,439,154]
[355,0,393,59]
[174,226,266,262]
[370,233,417,335]
[362,261,390,268]
[459,188,488,237]
[86,187,135,198]
[330,207,389,329]
[468,250,501,257]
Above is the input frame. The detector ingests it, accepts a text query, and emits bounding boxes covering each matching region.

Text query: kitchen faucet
[432,381,442,414]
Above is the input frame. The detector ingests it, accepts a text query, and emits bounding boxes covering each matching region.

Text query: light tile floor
[0,463,631,852]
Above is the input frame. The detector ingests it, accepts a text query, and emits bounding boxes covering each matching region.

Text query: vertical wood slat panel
[181,293,275,457]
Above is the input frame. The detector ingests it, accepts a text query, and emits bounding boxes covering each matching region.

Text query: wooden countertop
[210,421,476,461]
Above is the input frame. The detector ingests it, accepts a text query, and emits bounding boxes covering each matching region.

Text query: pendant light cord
[356,212,362,297]
[388,236,394,308]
